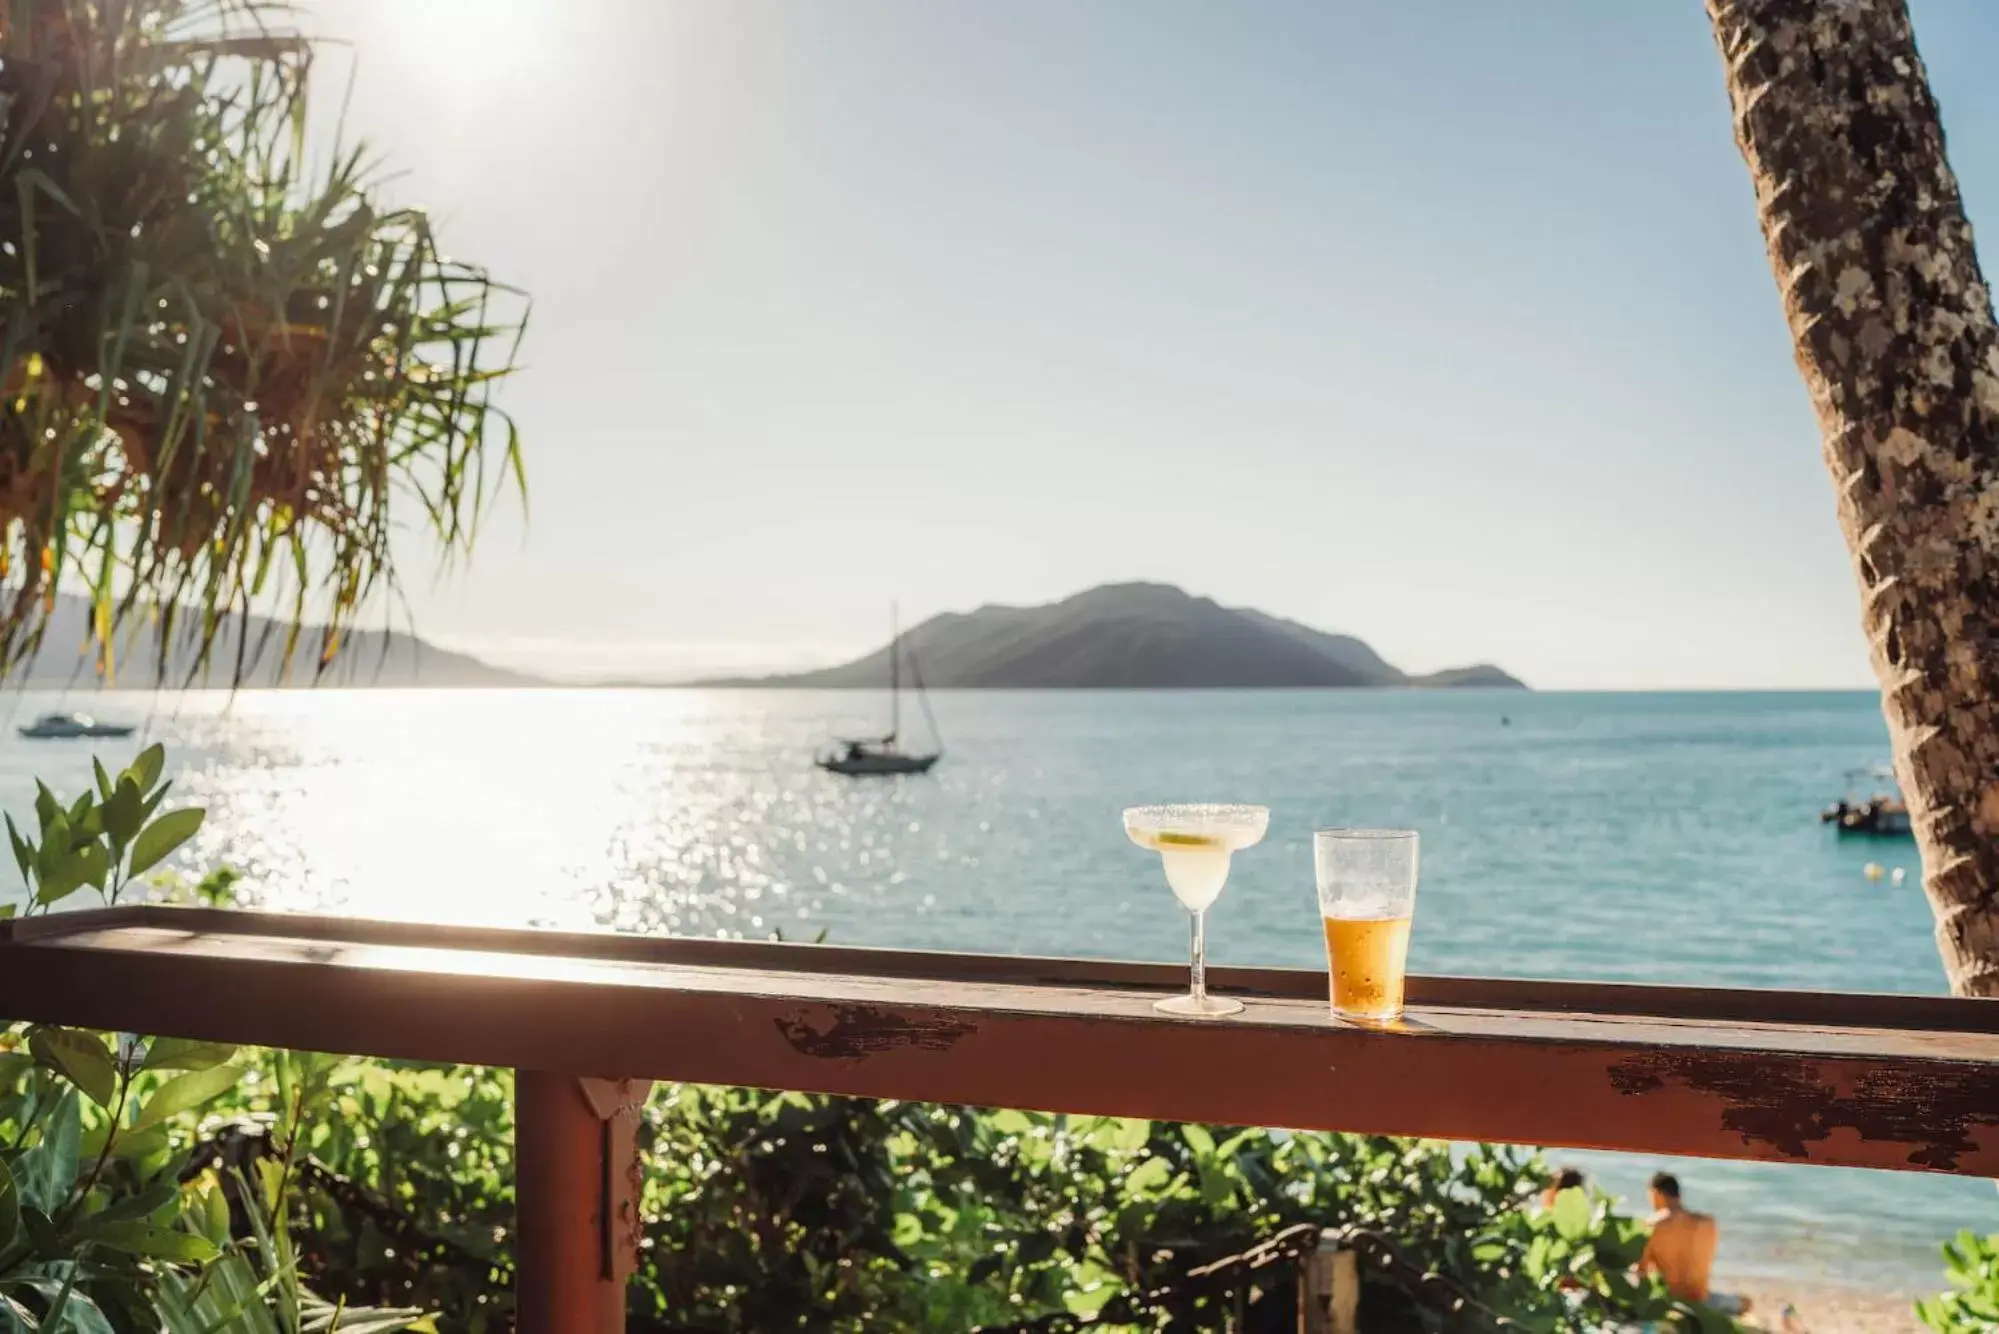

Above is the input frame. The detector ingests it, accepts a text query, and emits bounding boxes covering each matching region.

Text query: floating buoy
[1891,867,1908,885]
[1864,862,1886,882]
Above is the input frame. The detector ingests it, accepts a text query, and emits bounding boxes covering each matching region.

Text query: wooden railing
[4,905,1997,1332]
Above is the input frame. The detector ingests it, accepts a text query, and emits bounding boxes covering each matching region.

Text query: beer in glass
[1314,829,1418,1023]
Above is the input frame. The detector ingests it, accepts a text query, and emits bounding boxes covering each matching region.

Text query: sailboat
[816,606,943,777]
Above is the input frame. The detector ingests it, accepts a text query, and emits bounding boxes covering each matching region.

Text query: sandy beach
[1741,1283,1926,1332]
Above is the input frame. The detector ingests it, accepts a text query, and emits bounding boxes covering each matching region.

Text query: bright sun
[368,0,549,101]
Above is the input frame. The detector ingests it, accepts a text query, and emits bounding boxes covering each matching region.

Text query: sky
[295,0,1999,690]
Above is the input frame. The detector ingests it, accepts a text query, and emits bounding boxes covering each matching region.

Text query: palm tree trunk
[1706,0,1999,995]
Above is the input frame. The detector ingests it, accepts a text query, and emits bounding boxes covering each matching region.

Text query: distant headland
[706,583,1525,690]
[20,594,532,689]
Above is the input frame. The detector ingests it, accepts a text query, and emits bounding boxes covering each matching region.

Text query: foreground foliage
[627,1086,1711,1333]
[1,1033,1733,1334]
[1919,1231,1999,1332]
[0,749,430,1330]
[0,1030,436,1333]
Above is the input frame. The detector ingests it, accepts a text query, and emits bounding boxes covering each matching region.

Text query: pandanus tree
[1,7,523,1328]
[0,0,524,684]
[1706,0,1999,994]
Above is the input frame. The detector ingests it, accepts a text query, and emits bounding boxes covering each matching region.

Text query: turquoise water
[0,687,1988,1293]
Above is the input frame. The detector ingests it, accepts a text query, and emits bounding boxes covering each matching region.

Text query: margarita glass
[1124,803,1269,1016]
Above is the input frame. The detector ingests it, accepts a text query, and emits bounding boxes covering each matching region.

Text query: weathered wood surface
[1299,1238,1360,1334]
[1707,0,1999,995]
[4,907,1999,1176]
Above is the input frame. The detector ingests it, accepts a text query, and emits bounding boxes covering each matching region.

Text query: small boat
[1821,765,1913,837]
[18,711,136,740]
[819,741,940,777]
[817,605,942,778]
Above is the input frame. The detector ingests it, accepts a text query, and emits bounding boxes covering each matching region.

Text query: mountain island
[716,583,1524,690]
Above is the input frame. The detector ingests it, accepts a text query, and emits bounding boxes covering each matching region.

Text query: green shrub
[1919,1230,1999,1332]
[208,1055,1714,1333]
[0,1028,435,1332]
[1,1000,1736,1333]
[0,750,431,1331]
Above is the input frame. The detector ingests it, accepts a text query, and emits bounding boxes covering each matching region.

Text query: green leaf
[16,165,77,216]
[82,1220,219,1263]
[28,1029,117,1108]
[1060,1262,1122,1319]
[142,1037,238,1073]
[1551,1186,1591,1241]
[0,902,15,922]
[1523,1231,1552,1282]
[33,837,106,908]
[51,1291,114,1334]
[1181,1123,1215,1157]
[199,1181,231,1248]
[127,807,205,878]
[1196,1160,1234,1207]
[78,1119,170,1164]
[112,1122,172,1163]
[32,864,80,907]
[1108,1117,1151,1153]
[17,1271,90,1334]
[92,757,114,802]
[100,777,144,849]
[1123,1157,1171,1196]
[989,1108,1034,1137]
[126,744,167,795]
[6,813,33,883]
[0,1156,18,1256]
[33,783,59,835]
[20,1088,80,1214]
[79,1175,181,1230]
[34,812,68,877]
[133,1063,240,1130]
[74,843,110,893]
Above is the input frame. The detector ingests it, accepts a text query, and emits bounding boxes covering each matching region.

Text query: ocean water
[0,686,1989,1294]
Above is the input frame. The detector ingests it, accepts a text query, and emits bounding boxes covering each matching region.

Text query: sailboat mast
[889,601,900,743]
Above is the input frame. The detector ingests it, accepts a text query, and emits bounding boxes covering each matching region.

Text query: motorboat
[18,711,136,740]
[1821,765,1913,837]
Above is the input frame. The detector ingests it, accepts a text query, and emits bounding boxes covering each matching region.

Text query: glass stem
[1189,908,1207,1002]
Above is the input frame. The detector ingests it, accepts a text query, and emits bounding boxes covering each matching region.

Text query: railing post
[1298,1231,1358,1334]
[515,1070,652,1334]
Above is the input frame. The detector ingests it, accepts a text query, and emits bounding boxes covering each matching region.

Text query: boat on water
[18,711,136,740]
[817,606,942,777]
[1821,765,1912,837]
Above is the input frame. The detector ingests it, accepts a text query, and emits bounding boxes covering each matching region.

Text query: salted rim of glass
[1313,827,1418,840]
[1123,803,1269,831]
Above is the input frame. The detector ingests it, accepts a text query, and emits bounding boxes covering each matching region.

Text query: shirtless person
[1638,1173,1749,1318]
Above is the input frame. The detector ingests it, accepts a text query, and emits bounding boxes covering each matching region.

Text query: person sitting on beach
[1639,1172,1750,1317]
[1540,1165,1586,1211]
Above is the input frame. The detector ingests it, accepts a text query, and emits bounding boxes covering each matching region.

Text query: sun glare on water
[176,690,704,929]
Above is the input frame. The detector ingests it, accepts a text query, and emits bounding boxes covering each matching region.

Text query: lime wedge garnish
[1154,831,1222,849]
